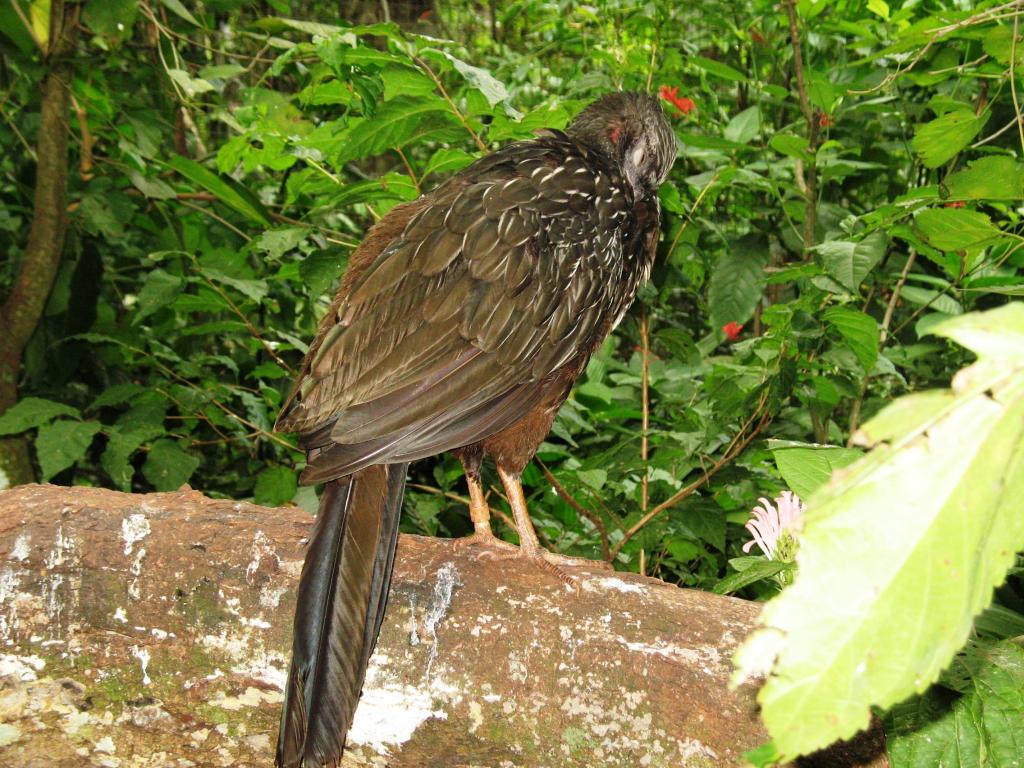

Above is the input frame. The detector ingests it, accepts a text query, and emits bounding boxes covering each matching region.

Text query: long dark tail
[276,463,408,768]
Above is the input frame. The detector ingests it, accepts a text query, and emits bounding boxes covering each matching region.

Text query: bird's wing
[277,136,634,479]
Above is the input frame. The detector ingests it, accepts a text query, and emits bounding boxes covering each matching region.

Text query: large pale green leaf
[815,232,887,292]
[823,307,879,371]
[912,111,987,168]
[708,235,769,331]
[734,303,1024,758]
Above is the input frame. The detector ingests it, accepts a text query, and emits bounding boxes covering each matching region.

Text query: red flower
[945,200,966,208]
[818,113,834,128]
[722,321,743,341]
[659,85,696,116]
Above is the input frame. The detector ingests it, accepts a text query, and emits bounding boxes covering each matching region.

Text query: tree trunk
[0,484,887,767]
[0,0,79,489]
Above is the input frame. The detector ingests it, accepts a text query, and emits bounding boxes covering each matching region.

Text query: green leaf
[299,250,344,297]
[0,398,80,435]
[441,51,509,107]
[815,232,887,292]
[901,286,963,316]
[708,235,769,331]
[159,0,200,26]
[769,441,863,499]
[128,171,176,200]
[823,307,880,371]
[254,227,308,259]
[421,148,476,180]
[167,69,216,97]
[912,111,987,169]
[944,156,1024,200]
[915,208,1002,251]
[133,269,183,323]
[734,304,1024,758]
[167,155,272,226]
[337,96,454,164]
[36,420,102,481]
[690,55,746,82]
[91,384,145,410]
[254,466,298,506]
[202,268,268,303]
[769,133,811,161]
[142,439,200,491]
[723,106,761,144]
[713,559,790,595]
[886,641,1024,766]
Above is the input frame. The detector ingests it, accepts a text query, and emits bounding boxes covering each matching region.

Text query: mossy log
[0,484,885,767]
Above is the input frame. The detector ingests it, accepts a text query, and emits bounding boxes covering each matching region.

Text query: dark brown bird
[274,91,676,767]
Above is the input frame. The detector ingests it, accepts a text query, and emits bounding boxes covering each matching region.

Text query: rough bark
[0,0,79,488]
[0,484,886,767]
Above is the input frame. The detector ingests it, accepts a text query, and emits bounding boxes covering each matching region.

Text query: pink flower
[742,491,805,561]
[722,321,743,341]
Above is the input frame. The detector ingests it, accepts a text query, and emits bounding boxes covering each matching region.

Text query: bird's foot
[477,544,608,591]
[452,528,518,554]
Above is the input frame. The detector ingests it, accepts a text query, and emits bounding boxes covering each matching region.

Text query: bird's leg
[453,450,516,552]
[494,465,610,584]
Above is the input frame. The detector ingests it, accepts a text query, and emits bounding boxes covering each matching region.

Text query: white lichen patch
[198,629,287,691]
[121,514,151,556]
[245,530,280,584]
[0,654,45,682]
[112,607,128,624]
[584,576,645,595]
[9,533,30,562]
[0,722,20,747]
[347,668,448,755]
[211,686,279,711]
[621,639,722,674]
[131,646,151,686]
[420,562,461,677]
[94,735,116,754]
[467,700,483,734]
[258,584,287,610]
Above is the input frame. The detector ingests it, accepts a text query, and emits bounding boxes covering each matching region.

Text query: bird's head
[566,91,677,198]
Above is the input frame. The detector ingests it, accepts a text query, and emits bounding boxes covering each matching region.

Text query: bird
[273,90,676,768]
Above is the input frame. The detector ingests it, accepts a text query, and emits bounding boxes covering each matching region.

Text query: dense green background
[1,0,1023,762]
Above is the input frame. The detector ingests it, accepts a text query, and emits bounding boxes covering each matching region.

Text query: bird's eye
[631,146,646,167]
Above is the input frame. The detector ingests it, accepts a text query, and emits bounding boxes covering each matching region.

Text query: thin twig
[665,169,721,263]
[645,41,658,93]
[639,311,650,514]
[1012,10,1024,155]
[412,53,488,152]
[196,270,294,373]
[784,0,819,256]
[847,250,918,441]
[610,392,771,560]
[851,0,1024,95]
[535,458,610,561]
[395,146,421,195]
[177,199,252,241]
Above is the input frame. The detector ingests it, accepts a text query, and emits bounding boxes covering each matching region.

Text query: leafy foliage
[2,0,1024,762]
